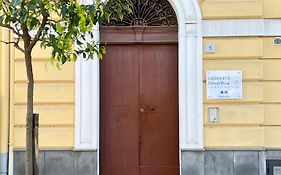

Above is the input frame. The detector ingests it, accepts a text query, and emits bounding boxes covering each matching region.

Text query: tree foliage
[0,0,131,65]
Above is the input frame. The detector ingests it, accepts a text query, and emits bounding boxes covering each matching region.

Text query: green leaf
[56,22,65,34]
[50,55,55,65]
[27,3,37,11]
[72,54,78,62]
[79,16,86,32]
[56,63,61,70]
[98,52,102,59]
[44,61,49,71]
[61,5,67,18]
[76,39,82,45]
[86,21,93,33]
[100,46,106,55]
[89,52,94,59]
[30,18,39,29]
[45,3,54,13]
[12,0,21,6]
[0,16,4,24]
[61,55,67,64]
[89,5,96,13]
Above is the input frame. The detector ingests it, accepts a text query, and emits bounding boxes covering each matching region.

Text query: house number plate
[207,70,242,100]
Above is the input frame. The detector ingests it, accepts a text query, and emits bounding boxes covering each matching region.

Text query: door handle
[140,108,144,112]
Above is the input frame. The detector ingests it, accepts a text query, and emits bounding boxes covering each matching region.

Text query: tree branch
[13,37,24,53]
[0,40,16,44]
[20,0,32,51]
[0,39,25,53]
[14,43,25,53]
[28,3,49,50]
[0,23,22,37]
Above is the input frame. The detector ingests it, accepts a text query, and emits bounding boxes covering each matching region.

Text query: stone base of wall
[182,150,281,175]
[13,149,281,175]
[13,150,97,175]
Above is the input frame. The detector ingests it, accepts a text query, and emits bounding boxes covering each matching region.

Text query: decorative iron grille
[102,0,178,26]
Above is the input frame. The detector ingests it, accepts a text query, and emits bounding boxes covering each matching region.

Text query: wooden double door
[100,27,179,175]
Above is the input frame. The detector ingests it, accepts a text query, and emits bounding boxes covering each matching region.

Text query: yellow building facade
[1,0,281,175]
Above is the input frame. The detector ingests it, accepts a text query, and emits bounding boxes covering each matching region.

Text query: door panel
[100,43,179,175]
[100,45,140,175]
[139,45,179,175]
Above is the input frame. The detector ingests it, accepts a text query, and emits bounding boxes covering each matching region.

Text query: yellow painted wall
[200,0,281,19]
[0,28,3,152]
[8,0,281,149]
[203,37,281,148]
[263,0,281,18]
[0,28,10,154]
[11,43,75,149]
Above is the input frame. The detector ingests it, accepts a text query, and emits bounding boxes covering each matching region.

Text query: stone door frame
[75,0,203,174]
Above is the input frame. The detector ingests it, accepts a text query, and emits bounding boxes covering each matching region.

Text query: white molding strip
[75,49,100,150]
[75,0,99,150]
[203,19,281,37]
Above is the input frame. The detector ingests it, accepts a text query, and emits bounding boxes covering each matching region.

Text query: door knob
[140,108,144,112]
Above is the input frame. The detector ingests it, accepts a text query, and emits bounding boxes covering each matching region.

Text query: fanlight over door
[102,0,177,26]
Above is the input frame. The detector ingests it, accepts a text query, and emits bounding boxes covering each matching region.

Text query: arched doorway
[99,1,179,175]
[75,0,203,174]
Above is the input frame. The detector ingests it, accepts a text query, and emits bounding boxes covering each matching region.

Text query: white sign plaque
[207,70,242,99]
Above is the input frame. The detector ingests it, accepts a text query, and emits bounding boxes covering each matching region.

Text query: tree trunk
[25,51,34,175]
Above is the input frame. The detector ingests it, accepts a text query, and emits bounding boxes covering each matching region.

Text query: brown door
[100,27,179,175]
